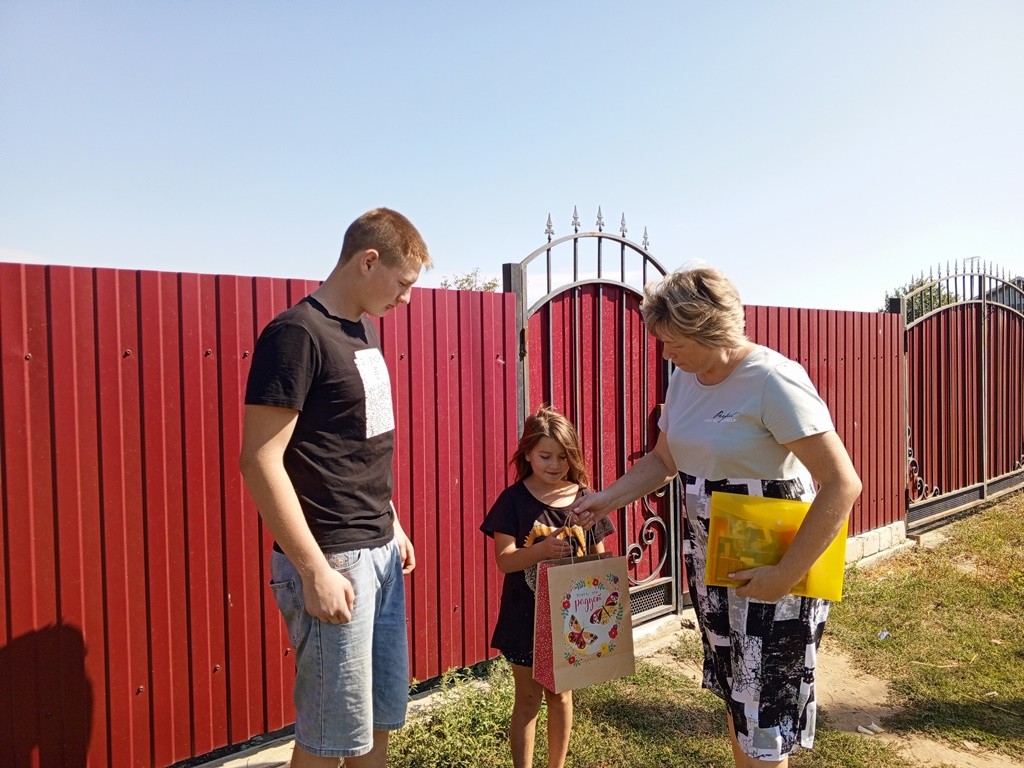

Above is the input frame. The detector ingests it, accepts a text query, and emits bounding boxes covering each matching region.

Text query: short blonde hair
[641,267,747,348]
[339,207,432,269]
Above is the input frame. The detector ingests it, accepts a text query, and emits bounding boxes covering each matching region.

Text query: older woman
[572,267,861,768]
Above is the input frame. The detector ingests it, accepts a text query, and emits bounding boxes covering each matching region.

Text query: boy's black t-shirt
[480,480,615,661]
[245,296,395,552]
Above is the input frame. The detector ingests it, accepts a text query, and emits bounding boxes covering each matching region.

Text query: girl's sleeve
[480,487,517,539]
[593,516,615,543]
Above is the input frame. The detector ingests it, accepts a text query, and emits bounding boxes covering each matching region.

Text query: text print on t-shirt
[705,410,739,423]
[354,348,395,438]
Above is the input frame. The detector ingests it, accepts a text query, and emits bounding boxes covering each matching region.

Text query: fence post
[980,275,989,500]
[502,262,527,436]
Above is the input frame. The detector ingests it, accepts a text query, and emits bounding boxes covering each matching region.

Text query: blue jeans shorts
[270,540,409,758]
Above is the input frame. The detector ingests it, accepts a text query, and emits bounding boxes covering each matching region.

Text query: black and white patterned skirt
[680,472,830,761]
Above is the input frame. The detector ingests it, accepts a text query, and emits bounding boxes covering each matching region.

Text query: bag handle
[561,522,598,563]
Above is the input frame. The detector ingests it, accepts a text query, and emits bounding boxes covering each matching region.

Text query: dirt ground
[207,616,1021,768]
[644,625,1023,768]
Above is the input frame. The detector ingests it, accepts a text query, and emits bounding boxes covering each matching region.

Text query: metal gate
[502,208,682,622]
[893,260,1024,528]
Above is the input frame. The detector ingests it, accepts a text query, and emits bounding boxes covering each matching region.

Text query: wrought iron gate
[892,260,1024,529]
[503,208,682,623]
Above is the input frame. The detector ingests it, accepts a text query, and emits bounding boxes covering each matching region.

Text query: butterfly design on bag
[566,614,598,649]
[589,591,619,625]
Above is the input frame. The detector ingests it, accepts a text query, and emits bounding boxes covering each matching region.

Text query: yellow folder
[704,491,846,602]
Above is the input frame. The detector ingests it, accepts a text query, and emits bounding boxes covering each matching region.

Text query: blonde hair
[509,406,590,487]
[641,267,747,348]
[339,207,433,269]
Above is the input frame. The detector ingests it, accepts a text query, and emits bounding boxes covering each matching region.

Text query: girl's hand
[568,490,612,530]
[537,534,573,560]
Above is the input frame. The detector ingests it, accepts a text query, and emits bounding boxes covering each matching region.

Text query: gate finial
[572,206,580,234]
[596,206,604,232]
[642,227,650,250]
[620,213,628,238]
[545,214,554,242]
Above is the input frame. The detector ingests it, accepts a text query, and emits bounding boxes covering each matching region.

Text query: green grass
[827,492,1024,758]
[390,492,1024,767]
[391,658,908,768]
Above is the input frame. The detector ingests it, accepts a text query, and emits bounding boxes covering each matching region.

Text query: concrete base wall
[845,520,912,569]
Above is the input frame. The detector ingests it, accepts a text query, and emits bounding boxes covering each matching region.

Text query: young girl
[480,406,614,768]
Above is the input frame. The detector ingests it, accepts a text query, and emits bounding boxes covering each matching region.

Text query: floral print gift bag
[533,554,636,693]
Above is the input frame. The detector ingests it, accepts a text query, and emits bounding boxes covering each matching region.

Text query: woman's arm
[571,430,677,528]
[732,430,862,601]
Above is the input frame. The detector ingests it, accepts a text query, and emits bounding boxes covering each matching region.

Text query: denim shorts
[270,540,409,758]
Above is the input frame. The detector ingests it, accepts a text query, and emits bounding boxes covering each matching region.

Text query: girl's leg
[542,688,573,768]
[726,713,788,768]
[509,663,544,768]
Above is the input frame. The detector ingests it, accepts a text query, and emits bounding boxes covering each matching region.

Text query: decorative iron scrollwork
[624,491,669,587]
[907,427,940,502]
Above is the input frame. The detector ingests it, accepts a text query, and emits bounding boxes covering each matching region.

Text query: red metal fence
[745,305,906,534]
[902,271,1024,526]
[0,263,516,768]
[0,261,918,768]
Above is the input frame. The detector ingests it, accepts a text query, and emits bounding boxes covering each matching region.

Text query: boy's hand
[396,528,417,575]
[304,566,356,624]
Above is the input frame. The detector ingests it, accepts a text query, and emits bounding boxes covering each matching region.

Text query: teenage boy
[240,208,431,768]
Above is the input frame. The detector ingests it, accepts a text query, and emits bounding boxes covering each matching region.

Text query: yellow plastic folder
[704,491,846,601]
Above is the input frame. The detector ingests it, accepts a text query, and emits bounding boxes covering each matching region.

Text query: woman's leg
[727,714,788,768]
[509,663,543,768]
[543,688,573,768]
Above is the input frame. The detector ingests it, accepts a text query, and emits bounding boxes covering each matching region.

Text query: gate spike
[572,206,580,234]
[545,213,554,242]
[620,213,628,238]
[642,227,650,250]
[596,206,605,232]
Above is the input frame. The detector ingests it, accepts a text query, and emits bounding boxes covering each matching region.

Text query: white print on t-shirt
[704,410,739,423]
[354,348,395,438]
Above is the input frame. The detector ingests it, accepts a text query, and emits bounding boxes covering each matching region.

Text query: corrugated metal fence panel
[987,307,1024,479]
[0,264,515,767]
[907,304,984,498]
[179,271,229,756]
[0,261,906,768]
[382,288,518,681]
[745,305,904,536]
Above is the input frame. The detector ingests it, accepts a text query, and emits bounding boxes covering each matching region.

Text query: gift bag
[533,553,635,693]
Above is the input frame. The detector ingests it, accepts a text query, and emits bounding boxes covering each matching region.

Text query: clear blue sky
[2,1,1022,312]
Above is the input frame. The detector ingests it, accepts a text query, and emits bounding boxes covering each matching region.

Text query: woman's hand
[730,565,796,602]
[568,490,613,530]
